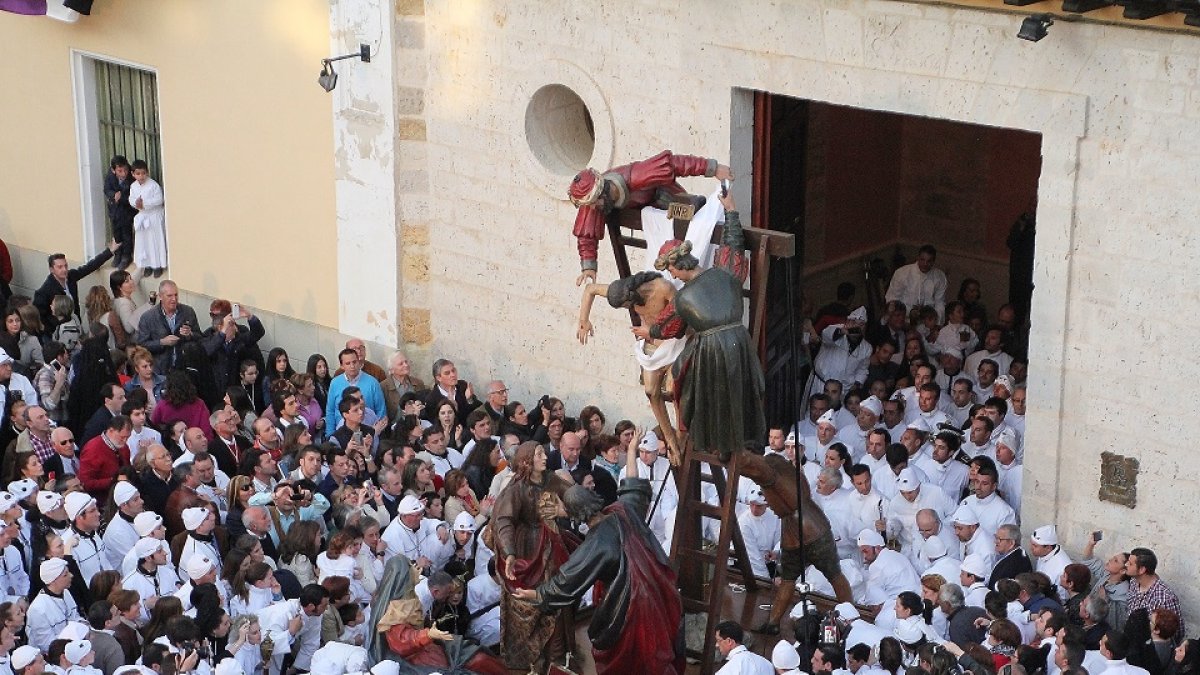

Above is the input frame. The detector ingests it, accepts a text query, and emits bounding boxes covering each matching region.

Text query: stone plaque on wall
[1099,452,1139,508]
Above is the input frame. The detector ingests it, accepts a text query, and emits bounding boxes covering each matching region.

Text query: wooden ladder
[670,447,759,674]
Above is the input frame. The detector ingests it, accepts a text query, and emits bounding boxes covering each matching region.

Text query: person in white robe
[127,161,168,273]
[121,538,180,622]
[102,483,141,570]
[951,505,995,569]
[61,493,111,587]
[177,507,221,578]
[807,307,872,401]
[28,559,82,652]
[736,490,781,580]
[885,247,947,322]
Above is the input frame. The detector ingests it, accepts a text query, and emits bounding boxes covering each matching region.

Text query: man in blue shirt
[325,347,386,425]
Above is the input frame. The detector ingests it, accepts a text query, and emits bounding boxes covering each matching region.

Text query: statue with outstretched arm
[568,150,734,286]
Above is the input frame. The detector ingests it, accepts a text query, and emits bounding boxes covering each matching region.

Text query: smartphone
[350,430,363,447]
[1093,530,1103,541]
[720,179,730,197]
[47,472,56,483]
[231,303,241,319]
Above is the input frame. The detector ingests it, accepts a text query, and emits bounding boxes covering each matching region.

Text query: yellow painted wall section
[0,0,339,327]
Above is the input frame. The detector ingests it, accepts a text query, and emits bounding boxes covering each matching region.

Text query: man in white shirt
[1030,525,1073,598]
[62,492,111,586]
[771,640,804,675]
[796,394,832,440]
[1100,631,1149,675]
[715,620,773,675]
[914,508,961,568]
[923,431,969,499]
[737,490,781,580]
[995,430,1023,517]
[1006,385,1027,437]
[961,416,996,460]
[808,307,872,401]
[964,327,1014,380]
[102,482,142,569]
[802,410,839,464]
[846,465,886,538]
[960,462,1016,535]
[959,554,991,607]
[814,470,858,561]
[945,378,976,428]
[884,469,953,556]
[381,495,451,574]
[951,504,994,567]
[885,244,947,321]
[858,529,922,599]
[921,535,962,582]
[27,558,81,651]
[836,396,882,462]
[973,359,1001,403]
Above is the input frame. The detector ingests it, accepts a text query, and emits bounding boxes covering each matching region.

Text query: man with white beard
[814,468,859,560]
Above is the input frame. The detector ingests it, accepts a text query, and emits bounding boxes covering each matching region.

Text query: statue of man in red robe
[568,150,734,285]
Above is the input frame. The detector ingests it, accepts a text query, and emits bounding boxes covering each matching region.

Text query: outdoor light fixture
[1017,14,1054,41]
[318,43,371,93]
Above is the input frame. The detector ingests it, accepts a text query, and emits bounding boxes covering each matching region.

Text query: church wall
[407,0,1200,617]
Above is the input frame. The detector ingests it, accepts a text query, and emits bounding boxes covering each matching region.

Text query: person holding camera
[248,479,329,545]
[134,280,200,373]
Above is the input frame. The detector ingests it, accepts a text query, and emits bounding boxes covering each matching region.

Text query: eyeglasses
[489,389,508,395]
[57,440,74,446]
[239,484,254,492]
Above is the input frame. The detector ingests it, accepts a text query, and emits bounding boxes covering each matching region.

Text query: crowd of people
[0,231,1186,675]
[716,247,1193,675]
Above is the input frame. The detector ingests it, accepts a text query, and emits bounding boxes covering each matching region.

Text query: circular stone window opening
[525,84,595,176]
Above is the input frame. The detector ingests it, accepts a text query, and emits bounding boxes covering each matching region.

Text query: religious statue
[639,190,764,459]
[577,271,684,464]
[568,150,734,286]
[488,441,574,671]
[513,432,685,675]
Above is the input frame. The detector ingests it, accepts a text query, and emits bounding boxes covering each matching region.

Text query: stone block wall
[398,0,1200,618]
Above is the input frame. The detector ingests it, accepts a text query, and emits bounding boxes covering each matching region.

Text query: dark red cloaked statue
[568,150,730,285]
[513,442,686,675]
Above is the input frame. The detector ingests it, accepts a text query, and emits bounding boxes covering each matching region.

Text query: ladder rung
[689,451,725,465]
[685,502,724,519]
[681,597,709,613]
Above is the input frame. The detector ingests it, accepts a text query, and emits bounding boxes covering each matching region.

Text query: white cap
[65,640,92,666]
[993,375,1013,393]
[134,537,161,560]
[173,451,196,468]
[40,557,69,584]
[856,528,885,548]
[7,479,36,500]
[906,417,932,433]
[370,663,400,675]
[64,492,96,521]
[848,306,868,322]
[134,512,163,537]
[452,512,476,532]
[182,507,209,531]
[0,350,13,365]
[184,554,215,580]
[0,492,17,513]
[895,468,921,492]
[894,619,925,644]
[397,495,424,515]
[58,622,90,641]
[817,409,838,429]
[638,430,658,451]
[12,645,40,670]
[835,602,861,621]
[113,481,140,507]
[952,504,980,526]
[860,395,883,417]
[923,535,948,560]
[771,640,801,669]
[214,659,245,675]
[960,553,989,579]
[784,430,796,445]
[943,347,965,362]
[1031,525,1058,546]
[36,491,63,513]
[996,428,1018,452]
[746,489,767,506]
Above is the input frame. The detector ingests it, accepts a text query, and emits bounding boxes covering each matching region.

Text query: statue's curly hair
[654,240,698,271]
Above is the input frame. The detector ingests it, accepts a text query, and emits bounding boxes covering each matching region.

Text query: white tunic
[885,262,948,321]
[380,517,451,569]
[923,556,962,585]
[465,573,501,647]
[922,458,969,500]
[128,177,168,269]
[959,527,995,569]
[0,546,28,601]
[736,510,780,579]
[885,484,954,554]
[997,460,1023,518]
[177,535,222,578]
[123,564,181,619]
[716,644,774,675]
[1036,546,1073,599]
[102,515,139,570]
[808,325,872,398]
[867,548,922,599]
[27,589,81,652]
[960,492,1017,536]
[64,528,111,586]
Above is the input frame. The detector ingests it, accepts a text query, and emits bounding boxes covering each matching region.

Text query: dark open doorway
[753,92,1043,428]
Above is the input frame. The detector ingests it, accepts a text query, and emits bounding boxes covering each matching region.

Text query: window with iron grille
[94,60,161,230]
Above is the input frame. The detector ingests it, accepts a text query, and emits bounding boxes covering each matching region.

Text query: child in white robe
[128,159,168,277]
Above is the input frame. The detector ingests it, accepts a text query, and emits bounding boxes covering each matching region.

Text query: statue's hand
[512,588,538,603]
[576,320,593,345]
[715,164,735,181]
[630,325,651,340]
[576,269,596,287]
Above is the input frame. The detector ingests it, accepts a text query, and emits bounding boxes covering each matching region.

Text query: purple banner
[0,0,48,15]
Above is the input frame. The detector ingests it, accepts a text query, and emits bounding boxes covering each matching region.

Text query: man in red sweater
[79,415,132,505]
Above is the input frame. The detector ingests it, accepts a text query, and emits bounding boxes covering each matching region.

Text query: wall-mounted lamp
[1017,14,1054,41]
[318,43,371,93]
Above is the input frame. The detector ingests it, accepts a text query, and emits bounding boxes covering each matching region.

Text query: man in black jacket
[103,156,138,270]
[32,241,119,333]
[988,522,1033,589]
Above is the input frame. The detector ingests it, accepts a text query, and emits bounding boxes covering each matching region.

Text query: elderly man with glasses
[987,523,1032,589]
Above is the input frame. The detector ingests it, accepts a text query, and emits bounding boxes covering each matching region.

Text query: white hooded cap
[113,481,140,507]
[134,512,163,537]
[771,640,802,669]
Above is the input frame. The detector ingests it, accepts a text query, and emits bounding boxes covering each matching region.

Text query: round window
[524,84,596,175]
